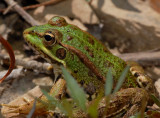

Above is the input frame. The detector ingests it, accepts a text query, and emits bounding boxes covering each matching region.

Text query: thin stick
[0,54,54,75]
[116,51,160,66]
[23,0,65,10]
[4,0,39,26]
[1,0,65,14]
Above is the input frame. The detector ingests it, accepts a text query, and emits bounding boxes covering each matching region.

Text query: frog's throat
[59,42,106,83]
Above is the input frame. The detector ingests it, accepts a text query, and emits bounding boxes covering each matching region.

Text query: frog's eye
[44,33,56,46]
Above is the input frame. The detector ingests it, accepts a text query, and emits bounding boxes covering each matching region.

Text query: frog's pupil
[44,35,54,41]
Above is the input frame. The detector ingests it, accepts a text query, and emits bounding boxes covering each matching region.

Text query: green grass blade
[105,68,113,96]
[113,66,130,93]
[87,92,103,118]
[150,94,160,107]
[27,100,36,118]
[61,66,87,111]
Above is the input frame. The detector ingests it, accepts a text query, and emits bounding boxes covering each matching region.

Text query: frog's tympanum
[2,16,159,117]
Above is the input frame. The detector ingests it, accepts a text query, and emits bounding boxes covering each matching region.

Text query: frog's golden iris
[43,32,56,46]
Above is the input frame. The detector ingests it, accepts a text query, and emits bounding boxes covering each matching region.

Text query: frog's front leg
[98,88,149,118]
[1,79,66,117]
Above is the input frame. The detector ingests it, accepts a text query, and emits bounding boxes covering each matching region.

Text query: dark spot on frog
[103,48,108,53]
[67,36,73,41]
[103,62,108,68]
[104,61,113,68]
[108,62,114,67]
[88,70,94,77]
[84,46,90,52]
[142,81,148,88]
[67,30,70,32]
[56,48,66,59]
[134,72,140,77]
[74,70,78,73]
[70,53,74,60]
[80,80,85,85]
[89,52,94,58]
[88,38,94,45]
[31,30,35,33]
[84,46,94,58]
[85,83,96,95]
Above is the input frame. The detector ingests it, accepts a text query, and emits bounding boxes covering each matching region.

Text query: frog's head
[23,16,69,66]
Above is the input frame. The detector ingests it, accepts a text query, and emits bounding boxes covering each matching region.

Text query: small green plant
[150,94,160,108]
[40,65,152,117]
[61,66,87,111]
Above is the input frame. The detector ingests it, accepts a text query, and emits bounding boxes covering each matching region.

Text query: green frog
[2,16,158,117]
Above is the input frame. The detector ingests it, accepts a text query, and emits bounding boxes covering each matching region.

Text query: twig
[0,54,62,82]
[4,0,39,26]
[0,54,54,74]
[0,68,25,81]
[3,0,65,26]
[0,0,64,13]
[23,0,65,11]
[116,51,160,66]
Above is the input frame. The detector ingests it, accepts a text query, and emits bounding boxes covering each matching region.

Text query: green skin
[23,16,157,117]
[23,16,137,91]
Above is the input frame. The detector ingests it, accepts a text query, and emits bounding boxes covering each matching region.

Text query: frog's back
[24,16,137,90]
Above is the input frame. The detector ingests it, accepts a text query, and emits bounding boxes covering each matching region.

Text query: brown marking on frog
[103,48,109,53]
[103,62,108,68]
[59,43,105,83]
[56,48,66,59]
[74,70,78,73]
[80,80,85,85]
[85,83,96,95]
[84,46,94,58]
[88,70,94,77]
[89,52,94,58]
[104,61,113,68]
[88,38,94,45]
[108,61,114,67]
[67,35,73,41]
[84,46,90,52]
[70,53,74,60]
